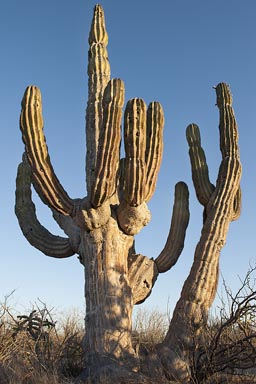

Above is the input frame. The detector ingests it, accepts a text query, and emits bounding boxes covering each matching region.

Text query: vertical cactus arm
[186,123,215,206]
[144,102,164,202]
[161,84,241,372]
[86,4,110,193]
[123,98,147,206]
[155,182,189,273]
[215,83,242,222]
[90,79,124,207]
[15,156,76,258]
[20,86,75,216]
[216,83,237,154]
[208,83,241,213]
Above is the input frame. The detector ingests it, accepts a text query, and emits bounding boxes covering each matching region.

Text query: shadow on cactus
[15,4,242,383]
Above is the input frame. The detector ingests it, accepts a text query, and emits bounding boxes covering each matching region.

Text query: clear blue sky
[1,1,256,316]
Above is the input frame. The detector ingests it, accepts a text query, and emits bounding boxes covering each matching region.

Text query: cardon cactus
[15,4,241,383]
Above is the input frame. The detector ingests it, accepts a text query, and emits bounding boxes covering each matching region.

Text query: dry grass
[0,279,255,384]
[0,298,84,384]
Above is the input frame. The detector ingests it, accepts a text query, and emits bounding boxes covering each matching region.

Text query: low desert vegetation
[0,268,255,384]
[0,299,84,384]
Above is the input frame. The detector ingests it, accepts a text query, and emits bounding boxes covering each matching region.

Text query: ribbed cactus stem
[215,83,241,223]
[217,83,238,157]
[20,86,74,215]
[145,102,164,202]
[162,84,241,371]
[90,79,125,207]
[122,98,164,207]
[15,155,75,258]
[86,4,110,193]
[155,182,189,273]
[123,98,147,206]
[186,123,214,206]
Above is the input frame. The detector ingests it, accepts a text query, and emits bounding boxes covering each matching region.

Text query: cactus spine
[15,5,241,383]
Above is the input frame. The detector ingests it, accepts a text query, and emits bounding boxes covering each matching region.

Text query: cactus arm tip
[89,4,108,45]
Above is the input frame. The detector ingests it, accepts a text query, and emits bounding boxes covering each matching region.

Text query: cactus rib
[145,102,164,202]
[232,185,242,221]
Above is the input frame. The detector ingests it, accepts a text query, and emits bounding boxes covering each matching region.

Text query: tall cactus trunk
[81,217,137,371]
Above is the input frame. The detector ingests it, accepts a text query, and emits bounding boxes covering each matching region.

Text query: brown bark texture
[15,4,242,383]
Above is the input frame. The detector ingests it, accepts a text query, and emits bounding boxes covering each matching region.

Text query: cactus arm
[123,98,147,206]
[86,4,110,194]
[144,102,164,202]
[117,99,164,236]
[90,79,124,207]
[155,182,189,273]
[15,156,76,258]
[122,99,164,206]
[186,123,215,206]
[161,84,241,376]
[207,83,241,214]
[20,86,75,216]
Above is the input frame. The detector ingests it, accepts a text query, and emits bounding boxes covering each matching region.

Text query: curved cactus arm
[186,123,215,206]
[86,4,110,194]
[123,98,147,206]
[20,86,75,216]
[155,182,189,273]
[144,102,164,202]
[90,79,124,207]
[15,156,76,258]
